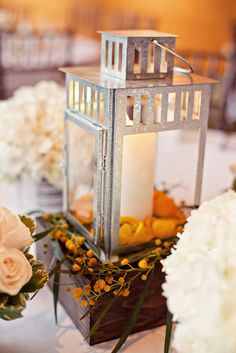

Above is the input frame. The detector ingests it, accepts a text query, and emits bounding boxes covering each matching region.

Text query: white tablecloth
[0,129,235,353]
[0,287,166,353]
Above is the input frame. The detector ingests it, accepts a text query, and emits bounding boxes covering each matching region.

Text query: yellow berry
[164,241,171,248]
[73,248,80,256]
[122,289,130,297]
[94,279,106,290]
[155,239,162,246]
[141,274,147,281]
[73,287,83,300]
[113,290,119,296]
[81,300,88,308]
[75,257,83,263]
[66,286,71,292]
[83,285,91,295]
[104,285,111,292]
[65,239,75,251]
[62,223,69,229]
[155,247,162,254]
[105,276,113,284]
[54,230,62,239]
[94,285,100,293]
[86,249,94,258]
[60,236,67,243]
[118,277,125,284]
[87,258,98,267]
[72,264,81,272]
[74,236,85,246]
[88,268,94,274]
[120,258,129,266]
[138,259,148,269]
[89,298,95,306]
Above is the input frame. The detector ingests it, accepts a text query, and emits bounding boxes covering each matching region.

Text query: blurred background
[0,0,236,128]
[0,0,236,214]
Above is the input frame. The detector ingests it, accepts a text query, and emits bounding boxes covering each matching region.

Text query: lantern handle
[152,39,194,75]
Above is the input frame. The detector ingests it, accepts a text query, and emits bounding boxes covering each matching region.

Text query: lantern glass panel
[119,128,199,250]
[66,119,95,238]
[155,130,199,204]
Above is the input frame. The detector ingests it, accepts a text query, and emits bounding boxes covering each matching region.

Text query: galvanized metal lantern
[61,30,216,261]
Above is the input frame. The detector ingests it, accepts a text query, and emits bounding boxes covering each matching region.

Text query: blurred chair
[106,12,158,31]
[68,2,103,39]
[0,31,73,98]
[178,50,227,130]
[179,50,225,79]
[68,1,158,38]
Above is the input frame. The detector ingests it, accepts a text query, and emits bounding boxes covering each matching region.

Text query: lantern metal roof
[60,66,217,90]
[97,30,179,38]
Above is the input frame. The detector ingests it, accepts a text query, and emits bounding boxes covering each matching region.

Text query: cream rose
[0,206,32,250]
[0,246,32,295]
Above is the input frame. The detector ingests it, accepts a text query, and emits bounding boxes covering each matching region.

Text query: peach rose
[0,206,32,251]
[0,246,32,295]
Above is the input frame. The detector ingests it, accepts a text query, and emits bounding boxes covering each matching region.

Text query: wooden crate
[36,219,167,345]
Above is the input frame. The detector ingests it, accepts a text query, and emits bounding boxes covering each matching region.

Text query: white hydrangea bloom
[162,190,236,353]
[0,81,92,188]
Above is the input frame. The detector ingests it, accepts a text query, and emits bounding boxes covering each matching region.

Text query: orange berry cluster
[44,213,177,310]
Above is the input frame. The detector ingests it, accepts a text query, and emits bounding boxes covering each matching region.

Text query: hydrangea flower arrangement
[162,190,236,353]
[0,81,65,188]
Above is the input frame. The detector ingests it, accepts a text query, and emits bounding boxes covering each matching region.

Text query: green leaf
[33,228,53,242]
[21,258,48,293]
[0,293,27,321]
[20,215,36,236]
[27,209,44,215]
[0,294,9,308]
[84,296,117,340]
[164,311,173,353]
[53,261,61,325]
[80,304,96,321]
[111,271,153,353]
[51,240,66,262]
[48,257,66,278]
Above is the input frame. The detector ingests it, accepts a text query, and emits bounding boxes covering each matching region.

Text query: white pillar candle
[120,132,157,220]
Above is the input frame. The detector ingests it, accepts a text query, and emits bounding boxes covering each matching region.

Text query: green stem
[164,311,173,353]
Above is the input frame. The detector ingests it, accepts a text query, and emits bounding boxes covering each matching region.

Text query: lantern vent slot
[99,92,105,123]
[74,81,79,111]
[68,80,74,109]
[111,41,115,70]
[86,86,92,117]
[93,89,97,120]
[105,40,109,68]
[160,46,168,73]
[167,92,176,122]
[133,43,141,74]
[154,93,162,124]
[118,42,123,73]
[79,84,85,113]
[193,90,202,120]
[126,96,134,126]
[180,91,189,121]
[147,43,155,73]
